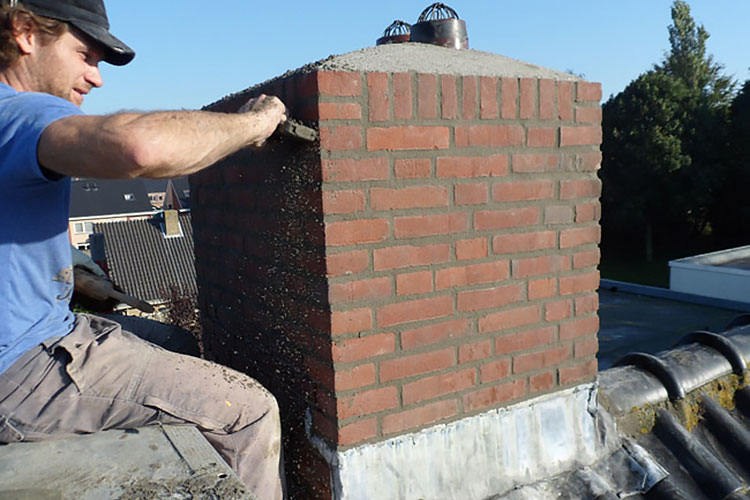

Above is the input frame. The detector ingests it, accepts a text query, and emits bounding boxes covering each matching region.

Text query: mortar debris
[118,473,250,500]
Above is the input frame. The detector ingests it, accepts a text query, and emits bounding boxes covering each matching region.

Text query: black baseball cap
[17,0,135,65]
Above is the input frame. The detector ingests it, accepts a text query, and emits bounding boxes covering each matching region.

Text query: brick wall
[192,68,602,498]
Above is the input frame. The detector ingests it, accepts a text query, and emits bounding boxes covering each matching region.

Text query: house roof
[492,285,750,500]
[92,212,196,302]
[70,178,153,218]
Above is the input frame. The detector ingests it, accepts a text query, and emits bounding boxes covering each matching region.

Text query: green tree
[601,71,692,259]
[711,80,750,245]
[601,1,735,260]
[655,0,734,105]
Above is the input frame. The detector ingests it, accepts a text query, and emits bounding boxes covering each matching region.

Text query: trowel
[74,267,155,313]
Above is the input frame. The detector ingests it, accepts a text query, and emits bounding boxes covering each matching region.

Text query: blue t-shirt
[0,83,82,374]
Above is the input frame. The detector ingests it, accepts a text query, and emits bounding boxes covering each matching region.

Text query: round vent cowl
[410,3,469,49]
[376,20,412,46]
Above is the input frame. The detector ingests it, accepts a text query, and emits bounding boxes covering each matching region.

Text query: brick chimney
[191,43,602,499]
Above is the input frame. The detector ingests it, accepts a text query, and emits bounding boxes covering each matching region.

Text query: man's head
[0,0,133,105]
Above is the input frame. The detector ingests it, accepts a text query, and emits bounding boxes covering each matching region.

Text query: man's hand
[71,245,107,278]
[238,94,288,148]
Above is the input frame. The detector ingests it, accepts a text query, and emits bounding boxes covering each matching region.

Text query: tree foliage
[656,1,734,105]
[601,0,739,259]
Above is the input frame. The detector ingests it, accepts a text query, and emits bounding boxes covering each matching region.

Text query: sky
[82,1,750,115]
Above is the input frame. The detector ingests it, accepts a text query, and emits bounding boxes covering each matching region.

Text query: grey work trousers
[0,314,283,500]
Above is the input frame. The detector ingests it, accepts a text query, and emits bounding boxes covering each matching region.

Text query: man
[0,1,287,499]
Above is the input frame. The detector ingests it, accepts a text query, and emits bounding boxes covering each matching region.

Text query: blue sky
[82,1,750,115]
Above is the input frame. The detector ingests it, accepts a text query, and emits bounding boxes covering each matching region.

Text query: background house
[92,210,196,315]
[69,178,153,250]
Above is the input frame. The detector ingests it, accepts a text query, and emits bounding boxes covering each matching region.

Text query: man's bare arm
[38,95,286,179]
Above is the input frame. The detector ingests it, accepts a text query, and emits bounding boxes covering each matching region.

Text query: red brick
[560,359,598,385]
[329,277,392,304]
[396,271,433,296]
[320,126,363,151]
[394,213,468,239]
[459,340,492,364]
[335,363,376,391]
[327,250,369,277]
[441,75,458,119]
[374,244,451,271]
[455,183,488,205]
[333,333,396,363]
[514,345,570,374]
[418,73,438,119]
[578,152,603,172]
[560,179,602,200]
[318,71,361,96]
[575,293,599,316]
[528,278,556,300]
[574,248,601,269]
[338,418,377,446]
[311,409,337,442]
[576,201,601,222]
[479,305,541,333]
[545,299,572,322]
[493,180,554,202]
[528,128,557,147]
[323,189,366,215]
[437,155,508,178]
[560,226,601,249]
[462,75,477,120]
[520,78,536,119]
[395,158,432,179]
[576,106,602,123]
[305,356,335,391]
[495,326,556,355]
[577,82,602,103]
[458,284,524,312]
[371,186,449,211]
[376,295,454,328]
[512,255,566,279]
[493,231,556,255]
[544,205,573,225]
[331,308,373,335]
[475,207,539,231]
[368,126,450,151]
[501,78,518,119]
[480,77,498,119]
[403,318,472,350]
[380,348,455,382]
[367,73,390,122]
[480,358,511,383]
[296,72,319,99]
[323,158,389,182]
[436,261,510,290]
[456,237,488,261]
[338,386,398,419]
[326,219,389,247]
[558,81,573,121]
[530,371,555,393]
[382,400,459,435]
[455,125,524,148]
[403,368,476,405]
[463,378,526,411]
[560,271,600,296]
[318,102,362,121]
[512,154,559,173]
[539,79,555,120]
[575,337,598,358]
[560,126,602,147]
[560,316,599,341]
[393,73,413,120]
